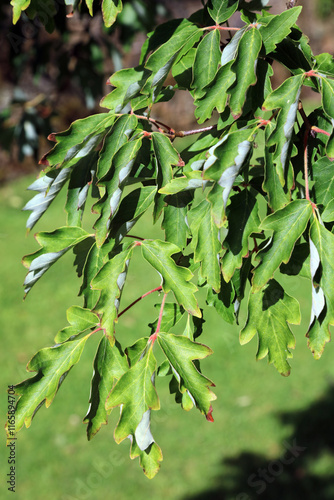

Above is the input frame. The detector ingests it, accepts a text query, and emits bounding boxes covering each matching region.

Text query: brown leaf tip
[206,405,214,422]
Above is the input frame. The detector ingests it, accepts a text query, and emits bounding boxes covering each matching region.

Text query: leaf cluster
[7,0,334,478]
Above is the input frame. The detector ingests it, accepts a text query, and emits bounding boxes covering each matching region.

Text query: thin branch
[202,25,241,31]
[117,286,162,319]
[173,124,217,138]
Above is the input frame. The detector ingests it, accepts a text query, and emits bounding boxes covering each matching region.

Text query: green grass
[1,174,334,500]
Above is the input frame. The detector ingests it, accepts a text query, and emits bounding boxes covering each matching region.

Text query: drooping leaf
[228,27,262,119]
[220,27,247,67]
[307,218,334,358]
[110,186,157,246]
[321,77,334,120]
[240,280,300,376]
[252,200,313,291]
[65,152,98,227]
[84,337,128,439]
[262,74,304,183]
[206,278,235,325]
[263,128,291,211]
[106,344,162,478]
[312,157,334,208]
[23,168,71,230]
[94,137,143,246]
[157,332,216,420]
[152,132,180,221]
[10,0,31,23]
[91,244,134,341]
[97,114,138,181]
[189,199,221,292]
[162,192,192,250]
[203,127,256,209]
[22,227,91,295]
[7,332,92,437]
[194,62,236,123]
[40,113,114,169]
[222,188,260,282]
[192,29,221,98]
[102,0,122,27]
[141,240,201,317]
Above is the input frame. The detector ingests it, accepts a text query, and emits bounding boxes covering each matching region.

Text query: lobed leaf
[157,332,216,420]
[141,240,201,317]
[240,280,300,376]
[252,200,313,291]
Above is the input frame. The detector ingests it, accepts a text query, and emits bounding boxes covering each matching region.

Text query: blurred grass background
[1,171,334,500]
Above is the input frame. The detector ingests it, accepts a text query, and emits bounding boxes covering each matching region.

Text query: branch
[117,286,162,319]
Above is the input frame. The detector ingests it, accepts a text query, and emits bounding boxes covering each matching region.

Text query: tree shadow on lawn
[184,384,334,500]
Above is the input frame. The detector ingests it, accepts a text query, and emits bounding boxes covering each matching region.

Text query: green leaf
[10,0,31,23]
[263,129,291,211]
[262,74,304,183]
[252,200,312,291]
[189,200,221,292]
[322,199,334,222]
[240,280,300,376]
[40,113,114,170]
[307,218,334,358]
[259,7,302,54]
[312,157,334,207]
[192,30,221,98]
[145,20,200,76]
[206,278,235,325]
[8,333,92,436]
[94,137,143,246]
[97,114,138,181]
[321,78,334,120]
[221,27,247,67]
[84,337,128,439]
[157,333,216,420]
[141,240,201,317]
[207,0,238,24]
[101,67,150,111]
[23,168,71,230]
[203,127,256,208]
[102,0,122,27]
[91,244,134,341]
[222,189,260,282]
[149,303,185,335]
[106,344,162,478]
[228,27,262,119]
[65,153,98,227]
[162,192,192,250]
[55,306,100,343]
[79,242,109,310]
[172,49,196,89]
[159,171,211,195]
[194,62,236,123]
[152,132,180,221]
[22,227,90,295]
[110,186,157,246]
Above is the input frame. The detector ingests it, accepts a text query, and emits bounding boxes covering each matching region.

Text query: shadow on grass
[185,384,334,500]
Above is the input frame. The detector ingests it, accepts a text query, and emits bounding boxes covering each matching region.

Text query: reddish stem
[311,126,331,137]
[149,292,168,345]
[204,25,240,31]
[117,286,162,319]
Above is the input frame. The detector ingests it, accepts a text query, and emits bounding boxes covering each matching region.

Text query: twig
[117,286,162,319]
